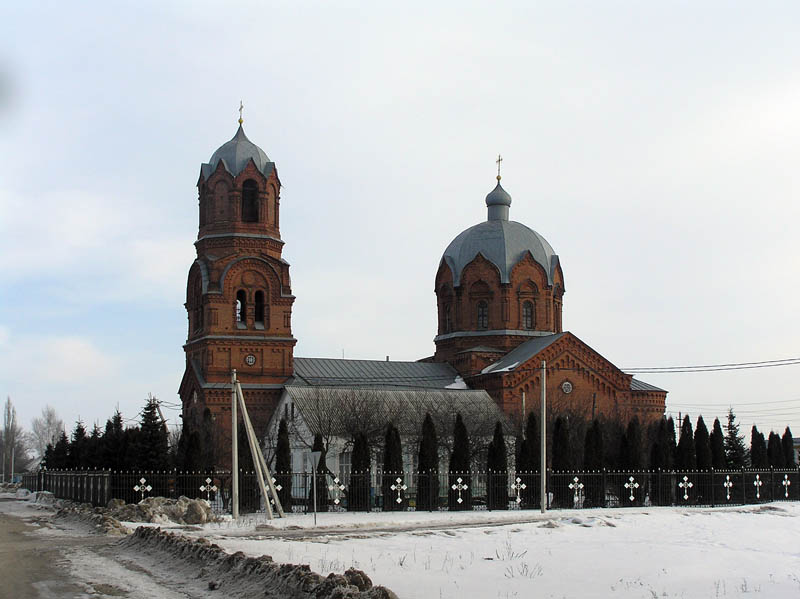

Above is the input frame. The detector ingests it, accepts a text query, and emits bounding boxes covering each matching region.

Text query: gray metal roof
[480,333,565,374]
[283,385,511,438]
[630,378,666,393]
[442,219,559,286]
[292,357,464,389]
[201,125,274,179]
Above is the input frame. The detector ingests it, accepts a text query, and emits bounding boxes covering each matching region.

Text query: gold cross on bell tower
[238,100,244,125]
[496,154,503,181]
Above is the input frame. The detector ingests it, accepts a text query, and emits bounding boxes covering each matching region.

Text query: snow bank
[123,526,398,598]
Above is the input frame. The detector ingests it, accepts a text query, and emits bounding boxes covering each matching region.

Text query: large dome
[201,124,273,179]
[441,181,559,286]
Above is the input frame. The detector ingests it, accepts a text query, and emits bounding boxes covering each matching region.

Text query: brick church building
[179,119,666,466]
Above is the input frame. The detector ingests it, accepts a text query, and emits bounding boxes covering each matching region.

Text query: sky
[1,2,799,443]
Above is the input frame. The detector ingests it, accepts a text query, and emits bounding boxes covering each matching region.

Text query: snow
[481,361,518,374]
[186,504,800,598]
[445,376,468,390]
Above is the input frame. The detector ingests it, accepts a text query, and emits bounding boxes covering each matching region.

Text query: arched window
[255,290,266,326]
[444,304,452,333]
[477,300,489,330]
[241,179,259,222]
[236,290,247,324]
[522,301,534,330]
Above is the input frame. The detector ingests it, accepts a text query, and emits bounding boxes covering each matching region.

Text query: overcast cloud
[1,1,798,438]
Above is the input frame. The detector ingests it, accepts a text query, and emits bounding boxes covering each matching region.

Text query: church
[178,117,667,468]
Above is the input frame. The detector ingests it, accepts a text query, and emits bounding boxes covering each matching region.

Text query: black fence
[22,467,800,513]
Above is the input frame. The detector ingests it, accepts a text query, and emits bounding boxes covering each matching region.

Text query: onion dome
[201,124,274,179]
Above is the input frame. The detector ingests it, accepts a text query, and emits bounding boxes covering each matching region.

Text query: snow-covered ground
[182,504,800,599]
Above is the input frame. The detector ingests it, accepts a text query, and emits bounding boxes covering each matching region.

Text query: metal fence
[22,467,800,513]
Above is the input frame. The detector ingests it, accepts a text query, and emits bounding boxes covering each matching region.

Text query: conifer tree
[749,425,767,468]
[675,415,696,470]
[417,413,439,510]
[667,416,678,467]
[551,416,572,471]
[308,432,329,512]
[275,418,292,509]
[724,409,747,468]
[102,410,125,470]
[583,419,604,507]
[620,417,643,470]
[51,431,70,469]
[448,413,471,510]
[782,427,796,467]
[709,418,727,469]
[381,424,404,510]
[137,398,169,471]
[517,411,540,507]
[69,420,88,469]
[767,431,784,468]
[42,443,55,469]
[486,421,507,510]
[648,418,673,505]
[87,423,103,470]
[349,432,371,511]
[694,416,712,471]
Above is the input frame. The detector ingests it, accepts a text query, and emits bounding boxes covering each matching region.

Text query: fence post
[601,469,607,508]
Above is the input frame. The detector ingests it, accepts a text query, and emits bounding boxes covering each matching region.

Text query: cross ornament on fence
[451,477,468,504]
[199,477,217,501]
[723,475,734,501]
[328,476,346,506]
[569,476,584,504]
[390,477,407,504]
[753,474,763,499]
[268,477,283,506]
[782,475,791,498]
[511,476,527,504]
[678,476,693,501]
[624,476,639,502]
[134,477,152,501]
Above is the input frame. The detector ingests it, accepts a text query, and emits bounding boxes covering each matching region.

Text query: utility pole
[540,360,547,514]
[521,391,526,439]
[231,369,239,520]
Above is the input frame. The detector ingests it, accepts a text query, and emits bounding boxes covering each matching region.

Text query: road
[0,497,218,599]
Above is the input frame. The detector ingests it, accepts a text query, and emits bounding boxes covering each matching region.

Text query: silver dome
[441,182,559,286]
[201,125,274,179]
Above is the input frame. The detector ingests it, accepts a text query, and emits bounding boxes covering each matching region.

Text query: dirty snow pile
[107,496,217,525]
[124,526,398,598]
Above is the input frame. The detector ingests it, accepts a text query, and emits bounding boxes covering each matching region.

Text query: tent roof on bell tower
[201,124,274,180]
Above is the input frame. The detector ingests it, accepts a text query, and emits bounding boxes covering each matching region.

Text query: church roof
[441,181,560,287]
[480,333,565,374]
[630,378,666,393]
[291,357,465,389]
[201,124,274,180]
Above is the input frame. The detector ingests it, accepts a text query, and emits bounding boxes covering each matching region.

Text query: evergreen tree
[486,421,508,510]
[137,398,169,471]
[69,420,88,469]
[694,416,712,471]
[749,425,767,468]
[517,412,540,507]
[42,443,55,469]
[417,413,439,511]
[724,409,747,468]
[51,431,70,469]
[551,416,572,471]
[87,423,103,470]
[583,419,604,507]
[675,415,696,470]
[782,427,796,467]
[648,418,673,505]
[122,427,140,470]
[448,413,471,510]
[348,432,371,511]
[381,424,405,510]
[201,409,216,471]
[619,417,643,470]
[102,410,125,470]
[308,433,329,512]
[709,418,727,470]
[275,418,292,510]
[767,432,784,468]
[667,416,678,466]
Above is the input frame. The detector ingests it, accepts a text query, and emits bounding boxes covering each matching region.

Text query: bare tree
[2,397,33,477]
[31,405,64,461]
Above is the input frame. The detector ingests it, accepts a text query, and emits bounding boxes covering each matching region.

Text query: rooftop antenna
[238,100,244,125]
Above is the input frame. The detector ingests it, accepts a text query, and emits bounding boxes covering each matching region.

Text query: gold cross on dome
[496,154,503,180]
[238,100,244,125]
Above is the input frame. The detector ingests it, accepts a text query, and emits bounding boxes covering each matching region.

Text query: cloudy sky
[1,2,798,442]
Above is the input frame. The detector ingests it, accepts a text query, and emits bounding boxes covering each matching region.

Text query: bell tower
[179,113,295,466]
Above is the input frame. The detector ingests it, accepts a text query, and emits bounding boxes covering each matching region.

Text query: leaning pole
[540,360,546,514]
